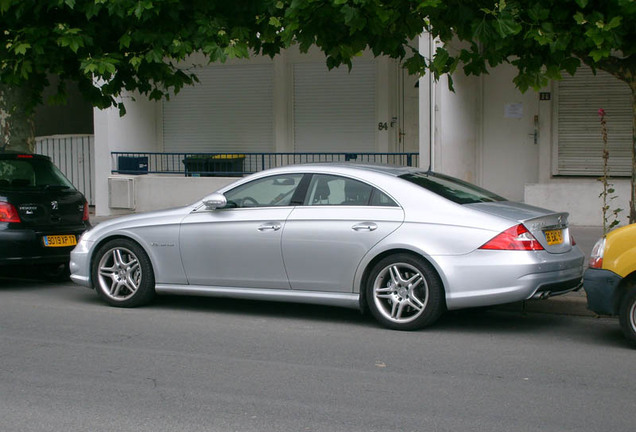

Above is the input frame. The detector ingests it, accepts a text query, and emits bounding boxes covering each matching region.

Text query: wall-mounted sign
[504,103,524,119]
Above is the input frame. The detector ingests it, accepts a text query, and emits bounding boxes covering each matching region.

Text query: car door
[282,174,405,292]
[179,173,305,289]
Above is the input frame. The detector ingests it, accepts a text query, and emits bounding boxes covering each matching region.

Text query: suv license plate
[43,235,77,247]
[544,229,563,246]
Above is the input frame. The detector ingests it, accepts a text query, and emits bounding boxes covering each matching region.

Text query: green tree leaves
[0,0,634,114]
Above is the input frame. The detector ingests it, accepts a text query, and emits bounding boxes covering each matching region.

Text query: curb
[498,292,596,318]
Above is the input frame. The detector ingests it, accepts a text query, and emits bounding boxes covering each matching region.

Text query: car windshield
[0,158,75,190]
[400,172,506,204]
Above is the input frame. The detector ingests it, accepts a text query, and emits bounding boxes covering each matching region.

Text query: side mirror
[202,193,227,209]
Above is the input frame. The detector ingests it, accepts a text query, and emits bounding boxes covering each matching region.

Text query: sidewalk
[89,211,603,317]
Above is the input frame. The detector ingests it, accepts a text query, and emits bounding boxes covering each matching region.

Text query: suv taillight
[479,224,544,251]
[0,202,21,223]
[82,202,90,222]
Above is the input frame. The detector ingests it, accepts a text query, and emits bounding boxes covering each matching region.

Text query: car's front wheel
[92,239,155,307]
[366,254,444,330]
[619,285,636,345]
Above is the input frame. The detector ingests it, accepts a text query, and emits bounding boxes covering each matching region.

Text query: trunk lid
[3,188,86,228]
[467,201,573,253]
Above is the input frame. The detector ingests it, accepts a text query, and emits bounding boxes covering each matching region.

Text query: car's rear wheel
[92,239,155,307]
[366,254,444,330]
[619,285,636,345]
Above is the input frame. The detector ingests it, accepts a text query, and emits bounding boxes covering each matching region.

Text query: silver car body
[71,164,584,312]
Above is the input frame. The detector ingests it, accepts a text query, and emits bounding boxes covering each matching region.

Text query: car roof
[266,162,423,177]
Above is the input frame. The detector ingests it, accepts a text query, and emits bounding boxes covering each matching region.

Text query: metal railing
[36,135,95,205]
[111,152,420,176]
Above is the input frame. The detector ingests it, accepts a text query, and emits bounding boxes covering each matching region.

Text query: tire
[366,254,445,330]
[618,286,636,345]
[91,239,155,307]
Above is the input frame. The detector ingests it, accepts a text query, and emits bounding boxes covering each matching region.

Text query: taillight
[0,202,21,223]
[588,237,606,269]
[82,202,90,221]
[480,224,544,251]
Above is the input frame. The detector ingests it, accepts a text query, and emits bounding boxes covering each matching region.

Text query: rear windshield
[0,158,75,190]
[400,172,506,204]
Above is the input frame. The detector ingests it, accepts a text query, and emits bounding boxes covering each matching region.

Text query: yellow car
[584,224,636,344]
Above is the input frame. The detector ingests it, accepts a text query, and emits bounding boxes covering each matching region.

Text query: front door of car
[179,173,305,289]
[282,174,404,293]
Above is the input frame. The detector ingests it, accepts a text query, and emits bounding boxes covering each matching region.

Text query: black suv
[0,153,90,279]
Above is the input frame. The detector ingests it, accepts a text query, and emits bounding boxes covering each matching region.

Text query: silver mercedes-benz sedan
[70,164,584,330]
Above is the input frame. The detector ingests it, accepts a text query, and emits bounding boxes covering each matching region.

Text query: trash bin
[183,154,245,177]
[118,156,148,174]
[182,157,210,177]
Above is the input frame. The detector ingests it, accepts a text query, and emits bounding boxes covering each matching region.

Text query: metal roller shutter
[293,62,376,152]
[163,64,274,153]
[557,66,632,176]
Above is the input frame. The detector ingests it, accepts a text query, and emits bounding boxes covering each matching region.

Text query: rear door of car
[282,174,404,293]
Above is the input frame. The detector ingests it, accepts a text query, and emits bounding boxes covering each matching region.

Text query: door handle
[258,223,281,232]
[352,222,377,232]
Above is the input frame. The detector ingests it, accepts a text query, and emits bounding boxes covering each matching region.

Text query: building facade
[89,35,632,226]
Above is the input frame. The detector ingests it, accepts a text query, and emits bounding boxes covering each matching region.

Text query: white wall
[435,74,480,183]
[418,35,481,183]
[525,179,630,226]
[109,175,237,214]
[93,96,160,216]
[480,65,541,201]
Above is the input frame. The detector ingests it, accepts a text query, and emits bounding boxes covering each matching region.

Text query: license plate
[544,229,563,246]
[43,235,77,247]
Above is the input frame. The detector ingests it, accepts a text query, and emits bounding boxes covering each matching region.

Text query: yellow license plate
[43,235,77,247]
[544,229,563,246]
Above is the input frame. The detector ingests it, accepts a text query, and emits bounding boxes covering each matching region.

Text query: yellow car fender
[603,224,636,278]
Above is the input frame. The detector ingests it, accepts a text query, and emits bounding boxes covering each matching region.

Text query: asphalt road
[1,276,634,432]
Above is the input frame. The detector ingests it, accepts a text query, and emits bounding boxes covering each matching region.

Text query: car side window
[224,174,305,208]
[305,174,398,207]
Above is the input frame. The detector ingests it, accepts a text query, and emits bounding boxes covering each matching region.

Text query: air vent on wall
[109,177,135,209]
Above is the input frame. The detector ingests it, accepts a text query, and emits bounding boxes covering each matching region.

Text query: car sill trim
[155,284,361,310]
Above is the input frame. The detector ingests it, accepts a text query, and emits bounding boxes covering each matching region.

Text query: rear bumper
[583,268,622,316]
[437,246,586,310]
[0,225,88,266]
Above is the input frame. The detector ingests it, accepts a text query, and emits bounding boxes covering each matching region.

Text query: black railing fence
[112,152,419,176]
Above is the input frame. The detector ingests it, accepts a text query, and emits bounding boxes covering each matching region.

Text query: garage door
[556,66,631,176]
[293,62,376,153]
[163,64,274,153]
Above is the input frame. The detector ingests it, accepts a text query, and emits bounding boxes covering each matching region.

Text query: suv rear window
[400,172,505,204]
[0,158,75,190]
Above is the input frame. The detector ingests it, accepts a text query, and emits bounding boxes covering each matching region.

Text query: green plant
[598,108,623,234]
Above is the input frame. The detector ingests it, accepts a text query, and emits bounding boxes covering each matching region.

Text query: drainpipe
[428,33,436,172]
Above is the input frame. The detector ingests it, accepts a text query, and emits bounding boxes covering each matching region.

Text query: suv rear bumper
[0,225,88,266]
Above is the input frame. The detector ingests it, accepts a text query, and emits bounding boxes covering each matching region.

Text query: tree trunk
[0,84,36,153]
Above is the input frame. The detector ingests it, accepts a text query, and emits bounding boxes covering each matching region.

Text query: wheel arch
[358,248,447,313]
[88,234,154,288]
[614,271,636,314]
